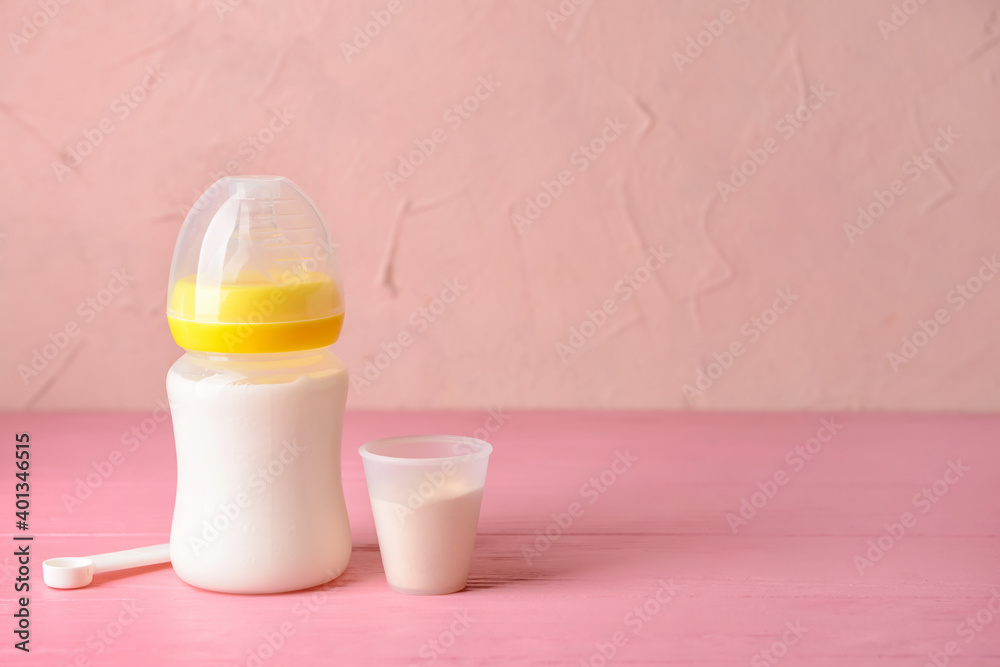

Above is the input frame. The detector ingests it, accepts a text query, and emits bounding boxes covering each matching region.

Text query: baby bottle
[165,176,351,594]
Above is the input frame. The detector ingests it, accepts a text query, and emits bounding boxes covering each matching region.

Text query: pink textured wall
[1,1,999,411]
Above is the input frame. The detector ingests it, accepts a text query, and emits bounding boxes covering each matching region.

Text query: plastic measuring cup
[359,435,492,595]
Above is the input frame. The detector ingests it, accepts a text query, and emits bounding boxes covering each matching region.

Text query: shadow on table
[83,541,555,594]
[88,562,173,588]
[463,533,589,591]
[334,542,386,588]
[344,537,561,592]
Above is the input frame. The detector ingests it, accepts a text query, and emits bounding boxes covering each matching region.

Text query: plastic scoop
[43,544,171,589]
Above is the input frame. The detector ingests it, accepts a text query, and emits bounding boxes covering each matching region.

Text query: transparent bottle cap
[166,176,343,354]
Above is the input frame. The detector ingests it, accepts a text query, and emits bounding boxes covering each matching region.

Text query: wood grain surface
[0,410,997,666]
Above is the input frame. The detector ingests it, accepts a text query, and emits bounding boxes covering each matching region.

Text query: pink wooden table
[1,411,998,666]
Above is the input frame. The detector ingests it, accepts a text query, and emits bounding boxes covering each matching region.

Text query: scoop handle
[88,543,171,574]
